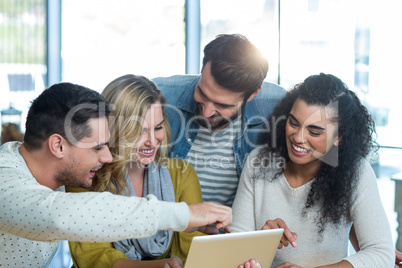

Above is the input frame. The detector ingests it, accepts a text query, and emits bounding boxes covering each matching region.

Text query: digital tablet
[184,229,284,268]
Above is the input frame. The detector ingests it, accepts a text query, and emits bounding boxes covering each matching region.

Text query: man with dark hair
[0,82,231,267]
[153,34,286,207]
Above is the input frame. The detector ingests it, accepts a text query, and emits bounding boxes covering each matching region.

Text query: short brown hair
[202,34,268,99]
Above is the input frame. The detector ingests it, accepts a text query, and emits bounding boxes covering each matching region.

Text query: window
[61,0,186,91]
[0,0,46,133]
[200,0,279,82]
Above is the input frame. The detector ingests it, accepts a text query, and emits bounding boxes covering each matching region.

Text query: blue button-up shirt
[153,75,286,177]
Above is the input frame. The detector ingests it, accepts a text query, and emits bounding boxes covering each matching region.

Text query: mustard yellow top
[66,158,204,268]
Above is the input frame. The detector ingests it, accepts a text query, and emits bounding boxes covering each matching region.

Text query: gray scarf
[113,162,175,260]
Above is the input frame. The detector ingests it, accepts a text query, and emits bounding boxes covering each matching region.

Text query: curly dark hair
[258,73,378,232]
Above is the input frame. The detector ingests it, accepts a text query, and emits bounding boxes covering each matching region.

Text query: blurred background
[1,0,401,266]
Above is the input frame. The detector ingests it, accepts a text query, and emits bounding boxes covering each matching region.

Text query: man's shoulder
[152,74,199,91]
[256,81,286,101]
[0,142,22,165]
[245,81,286,119]
[152,75,199,111]
[0,142,39,189]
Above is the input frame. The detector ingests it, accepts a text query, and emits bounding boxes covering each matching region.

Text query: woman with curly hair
[67,74,204,268]
[232,73,394,267]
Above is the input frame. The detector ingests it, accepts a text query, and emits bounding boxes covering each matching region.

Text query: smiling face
[194,62,245,131]
[285,98,341,170]
[132,102,165,168]
[55,117,113,189]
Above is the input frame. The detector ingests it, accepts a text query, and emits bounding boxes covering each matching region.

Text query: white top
[231,148,394,268]
[0,142,189,267]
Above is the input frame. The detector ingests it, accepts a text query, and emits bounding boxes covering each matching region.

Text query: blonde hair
[92,74,171,195]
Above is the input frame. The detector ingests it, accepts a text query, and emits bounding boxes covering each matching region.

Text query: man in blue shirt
[153,34,286,207]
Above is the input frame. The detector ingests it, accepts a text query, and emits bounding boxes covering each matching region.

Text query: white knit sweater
[231,148,394,268]
[0,142,189,267]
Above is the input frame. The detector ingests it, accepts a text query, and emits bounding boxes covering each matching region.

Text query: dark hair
[259,73,378,232]
[24,82,111,150]
[202,34,268,100]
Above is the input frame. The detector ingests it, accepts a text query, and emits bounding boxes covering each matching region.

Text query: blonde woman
[67,74,203,268]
